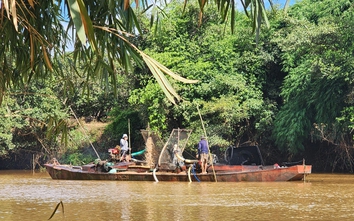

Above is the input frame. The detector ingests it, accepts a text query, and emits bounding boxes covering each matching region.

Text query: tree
[0,84,69,157]
[271,0,354,171]
[129,2,276,153]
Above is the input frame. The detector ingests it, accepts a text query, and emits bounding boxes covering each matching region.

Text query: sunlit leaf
[28,0,34,8]
[95,25,198,103]
[42,46,53,71]
[9,0,18,31]
[3,0,10,21]
[143,56,177,104]
[143,55,198,84]
[67,0,86,45]
[124,0,130,10]
[77,0,98,52]
[30,33,34,69]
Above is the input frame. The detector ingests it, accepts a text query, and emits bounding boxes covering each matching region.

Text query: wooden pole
[32,154,35,173]
[128,119,131,154]
[69,106,101,160]
[197,104,217,182]
[303,158,306,183]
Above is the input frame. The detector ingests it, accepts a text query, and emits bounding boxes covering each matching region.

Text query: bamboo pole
[69,106,101,160]
[32,154,35,173]
[128,119,132,156]
[197,104,217,182]
[303,158,306,183]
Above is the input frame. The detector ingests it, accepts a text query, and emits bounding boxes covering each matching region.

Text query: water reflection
[1,171,354,220]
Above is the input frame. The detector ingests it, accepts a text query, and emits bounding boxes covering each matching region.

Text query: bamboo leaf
[143,55,198,84]
[183,0,188,12]
[252,0,259,34]
[150,14,154,28]
[28,0,34,8]
[230,0,235,34]
[77,0,98,52]
[240,0,250,17]
[124,0,130,10]
[131,8,142,34]
[283,0,290,14]
[260,0,270,28]
[95,25,198,103]
[4,0,10,20]
[10,0,18,31]
[30,33,34,69]
[144,56,182,100]
[42,46,53,71]
[221,0,230,23]
[48,201,64,220]
[141,4,153,14]
[67,0,86,45]
[143,56,177,104]
[245,0,251,7]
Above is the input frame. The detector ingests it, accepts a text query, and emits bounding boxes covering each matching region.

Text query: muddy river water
[0,170,353,221]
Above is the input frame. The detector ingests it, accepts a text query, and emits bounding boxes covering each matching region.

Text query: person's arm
[120,139,124,147]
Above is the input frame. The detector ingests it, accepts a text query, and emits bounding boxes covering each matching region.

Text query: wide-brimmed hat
[200,135,206,139]
[122,134,128,138]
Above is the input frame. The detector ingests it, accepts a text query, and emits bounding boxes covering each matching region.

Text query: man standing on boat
[120,134,129,161]
[197,136,209,174]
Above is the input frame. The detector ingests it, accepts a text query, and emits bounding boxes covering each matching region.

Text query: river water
[0,170,353,221]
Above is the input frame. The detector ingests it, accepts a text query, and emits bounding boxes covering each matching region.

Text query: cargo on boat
[45,129,312,182]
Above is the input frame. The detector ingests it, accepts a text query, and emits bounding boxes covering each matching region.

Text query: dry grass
[68,118,109,140]
[82,121,108,131]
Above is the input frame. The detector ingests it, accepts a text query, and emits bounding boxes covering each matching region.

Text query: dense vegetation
[1,0,354,172]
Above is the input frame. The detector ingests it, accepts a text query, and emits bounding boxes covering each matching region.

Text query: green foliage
[337,106,354,140]
[61,152,95,165]
[130,2,276,152]
[3,0,354,172]
[271,0,354,153]
[105,109,145,142]
[0,85,69,156]
[0,96,20,154]
[129,81,171,132]
[290,0,354,24]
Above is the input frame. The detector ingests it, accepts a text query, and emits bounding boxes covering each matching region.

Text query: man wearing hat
[197,136,209,174]
[120,134,129,161]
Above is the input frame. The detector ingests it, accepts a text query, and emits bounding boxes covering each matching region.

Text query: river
[0,170,353,221]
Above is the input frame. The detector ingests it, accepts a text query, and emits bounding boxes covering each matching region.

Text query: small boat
[45,129,312,182]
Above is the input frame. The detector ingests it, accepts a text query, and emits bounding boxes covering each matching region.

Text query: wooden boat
[45,129,312,182]
[45,163,311,182]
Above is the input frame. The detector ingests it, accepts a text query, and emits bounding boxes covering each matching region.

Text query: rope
[191,164,200,182]
[188,166,192,182]
[153,168,159,182]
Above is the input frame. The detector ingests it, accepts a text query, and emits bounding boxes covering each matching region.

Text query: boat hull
[44,164,311,182]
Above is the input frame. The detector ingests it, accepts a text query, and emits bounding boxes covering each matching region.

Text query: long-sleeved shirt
[120,138,128,151]
[198,139,209,154]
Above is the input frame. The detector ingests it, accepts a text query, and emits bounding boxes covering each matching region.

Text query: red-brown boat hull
[44,164,311,182]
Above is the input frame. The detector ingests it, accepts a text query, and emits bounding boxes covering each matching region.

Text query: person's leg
[203,160,207,173]
[206,154,209,173]
[120,150,126,161]
[201,159,205,174]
